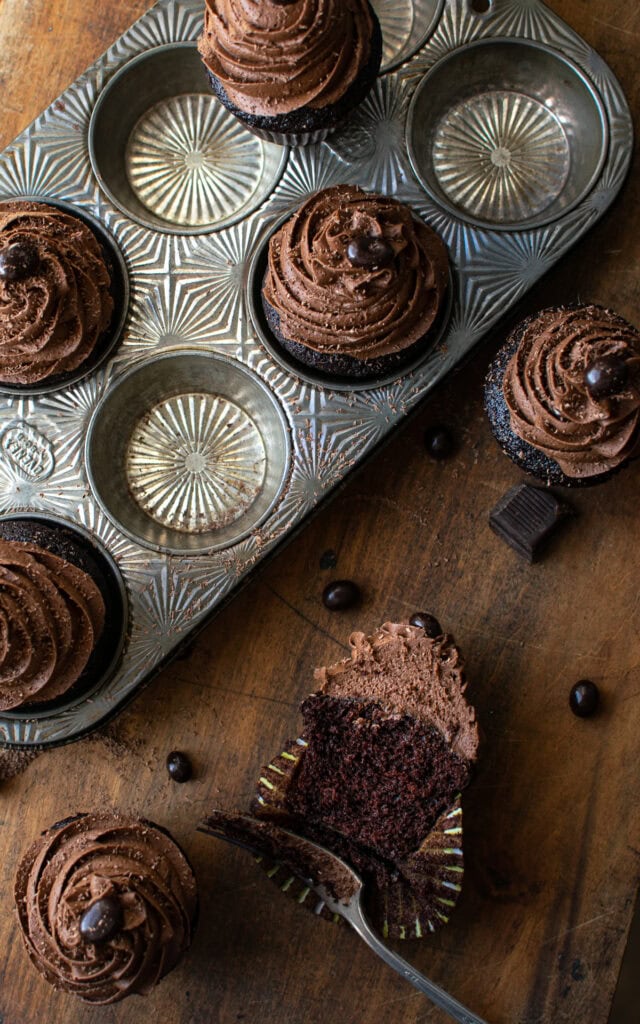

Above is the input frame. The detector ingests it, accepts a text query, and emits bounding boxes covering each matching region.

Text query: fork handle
[346,904,490,1024]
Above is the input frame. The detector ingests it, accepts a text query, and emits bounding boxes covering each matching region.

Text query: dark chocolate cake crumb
[489,484,574,562]
[319,549,338,570]
[287,695,470,862]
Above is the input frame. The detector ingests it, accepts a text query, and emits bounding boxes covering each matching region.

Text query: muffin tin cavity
[407,39,609,230]
[85,351,291,554]
[89,44,287,234]
[373,0,444,72]
[0,514,128,720]
[247,223,453,393]
[0,198,128,398]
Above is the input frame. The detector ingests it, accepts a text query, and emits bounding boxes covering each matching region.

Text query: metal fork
[199,812,490,1024]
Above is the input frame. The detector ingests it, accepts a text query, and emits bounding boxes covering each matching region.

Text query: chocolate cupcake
[260,185,450,381]
[203,622,479,940]
[485,304,640,486]
[0,518,126,712]
[0,201,118,388]
[197,0,382,146]
[15,812,198,1004]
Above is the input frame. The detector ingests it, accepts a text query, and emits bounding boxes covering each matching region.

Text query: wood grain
[0,2,639,1022]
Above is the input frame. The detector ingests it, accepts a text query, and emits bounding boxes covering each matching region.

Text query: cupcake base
[484,313,623,488]
[261,291,441,381]
[203,8,383,147]
[0,517,127,713]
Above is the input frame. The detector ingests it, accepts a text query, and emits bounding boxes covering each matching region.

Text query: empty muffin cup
[85,351,291,554]
[0,513,128,718]
[89,43,287,234]
[406,38,608,230]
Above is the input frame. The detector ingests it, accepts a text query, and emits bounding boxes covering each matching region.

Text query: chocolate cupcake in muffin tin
[259,185,450,383]
[0,200,128,394]
[197,0,382,146]
[484,304,640,486]
[0,517,127,714]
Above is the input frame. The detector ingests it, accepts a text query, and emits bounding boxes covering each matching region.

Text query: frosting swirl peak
[0,201,113,386]
[198,0,374,116]
[503,305,640,478]
[263,186,449,360]
[15,814,198,1004]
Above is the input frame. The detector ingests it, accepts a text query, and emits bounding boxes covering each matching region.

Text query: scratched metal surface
[0,0,632,746]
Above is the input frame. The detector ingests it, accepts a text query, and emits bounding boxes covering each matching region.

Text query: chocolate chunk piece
[489,484,574,562]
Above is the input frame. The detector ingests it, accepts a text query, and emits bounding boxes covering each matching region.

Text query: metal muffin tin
[0,0,631,746]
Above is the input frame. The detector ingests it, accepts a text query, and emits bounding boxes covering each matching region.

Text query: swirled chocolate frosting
[15,813,198,1004]
[503,305,640,478]
[0,540,105,709]
[0,201,113,385]
[313,622,479,762]
[263,186,449,360]
[198,0,374,116]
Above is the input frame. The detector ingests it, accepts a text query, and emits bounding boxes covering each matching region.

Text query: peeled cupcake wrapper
[252,737,465,940]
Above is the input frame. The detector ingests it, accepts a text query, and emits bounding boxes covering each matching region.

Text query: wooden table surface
[0,1,639,1022]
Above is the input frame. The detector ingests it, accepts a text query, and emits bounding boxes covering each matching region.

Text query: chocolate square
[489,484,574,562]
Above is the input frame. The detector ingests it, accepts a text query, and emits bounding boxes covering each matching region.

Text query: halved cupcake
[203,622,479,940]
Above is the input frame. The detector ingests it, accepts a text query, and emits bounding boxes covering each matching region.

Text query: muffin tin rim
[88,40,291,237]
